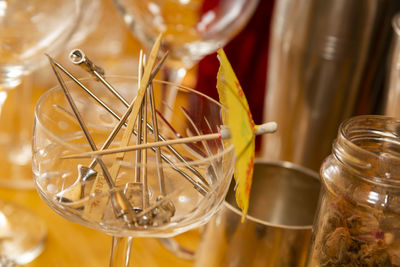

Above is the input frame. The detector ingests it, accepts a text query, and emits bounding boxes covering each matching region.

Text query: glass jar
[307,115,400,266]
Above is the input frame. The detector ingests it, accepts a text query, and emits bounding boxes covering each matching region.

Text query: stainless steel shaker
[261,0,400,171]
[194,160,320,267]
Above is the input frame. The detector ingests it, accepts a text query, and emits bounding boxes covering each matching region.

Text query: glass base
[0,200,47,265]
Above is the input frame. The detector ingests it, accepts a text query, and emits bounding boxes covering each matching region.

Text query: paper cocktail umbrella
[216,48,276,217]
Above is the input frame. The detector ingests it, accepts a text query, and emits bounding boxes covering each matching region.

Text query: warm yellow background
[1,0,200,266]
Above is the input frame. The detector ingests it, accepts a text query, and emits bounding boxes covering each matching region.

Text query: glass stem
[0,74,34,189]
[109,236,134,267]
[9,77,32,164]
[0,75,32,161]
[162,66,187,121]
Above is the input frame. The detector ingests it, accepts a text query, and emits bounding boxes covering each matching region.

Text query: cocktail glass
[33,75,235,266]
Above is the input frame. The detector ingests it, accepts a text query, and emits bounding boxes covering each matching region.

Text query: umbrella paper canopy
[216,48,258,217]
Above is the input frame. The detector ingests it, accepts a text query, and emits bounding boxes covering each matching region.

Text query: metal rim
[223,159,320,230]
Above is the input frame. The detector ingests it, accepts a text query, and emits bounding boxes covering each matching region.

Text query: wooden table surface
[1,187,196,267]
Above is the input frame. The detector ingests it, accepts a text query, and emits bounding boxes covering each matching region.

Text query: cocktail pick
[105,51,147,216]
[52,54,210,195]
[52,46,168,203]
[68,48,168,107]
[61,48,211,192]
[129,50,146,213]
[53,33,163,216]
[46,55,135,226]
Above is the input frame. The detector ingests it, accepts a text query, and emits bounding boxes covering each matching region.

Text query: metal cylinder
[194,160,320,267]
[261,0,400,171]
[383,13,400,117]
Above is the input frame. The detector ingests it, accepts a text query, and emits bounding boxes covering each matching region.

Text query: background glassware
[195,160,320,267]
[0,200,47,265]
[113,0,258,81]
[111,1,258,254]
[0,0,90,188]
[261,0,400,172]
[33,76,236,266]
[307,115,400,266]
[0,0,96,264]
[112,0,259,120]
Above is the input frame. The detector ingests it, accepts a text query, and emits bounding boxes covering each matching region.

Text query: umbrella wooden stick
[63,122,277,159]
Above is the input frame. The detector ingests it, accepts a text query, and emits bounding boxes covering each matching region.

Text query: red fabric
[200,0,221,13]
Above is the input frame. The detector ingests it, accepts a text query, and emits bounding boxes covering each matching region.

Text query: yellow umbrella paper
[216,48,275,218]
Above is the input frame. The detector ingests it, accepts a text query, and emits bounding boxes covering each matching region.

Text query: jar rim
[334,115,400,187]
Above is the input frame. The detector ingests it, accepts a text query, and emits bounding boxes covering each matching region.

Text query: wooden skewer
[64,132,224,159]
[125,33,163,132]
[62,121,277,159]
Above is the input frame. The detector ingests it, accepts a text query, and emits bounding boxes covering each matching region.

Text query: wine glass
[112,0,258,119]
[0,0,94,188]
[33,75,236,266]
[0,0,97,264]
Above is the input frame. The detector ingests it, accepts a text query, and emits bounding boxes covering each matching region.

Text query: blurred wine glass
[113,0,258,118]
[0,0,98,264]
[0,0,99,189]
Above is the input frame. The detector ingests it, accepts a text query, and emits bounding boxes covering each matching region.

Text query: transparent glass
[0,0,89,188]
[33,76,235,265]
[112,0,258,256]
[307,115,400,266]
[0,0,94,264]
[113,0,258,70]
[0,0,84,88]
[0,200,47,265]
